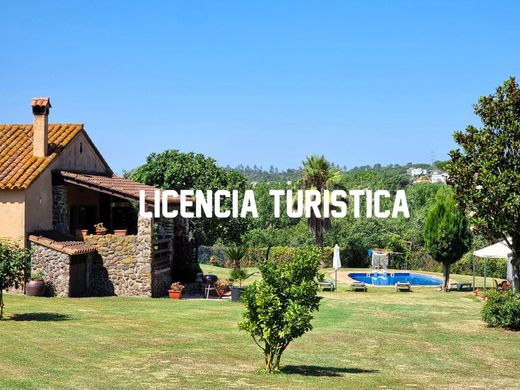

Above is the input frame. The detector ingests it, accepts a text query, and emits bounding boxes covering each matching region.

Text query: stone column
[52,185,68,234]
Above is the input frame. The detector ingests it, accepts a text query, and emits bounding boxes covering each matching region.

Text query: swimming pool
[348,272,442,286]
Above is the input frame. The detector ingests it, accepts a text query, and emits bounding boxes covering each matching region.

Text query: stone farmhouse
[0,98,195,298]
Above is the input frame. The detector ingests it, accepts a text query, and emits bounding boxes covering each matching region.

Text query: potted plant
[168,282,184,299]
[230,268,256,302]
[74,228,89,240]
[25,269,46,297]
[94,222,107,235]
[114,229,127,236]
[224,245,248,269]
[215,279,232,296]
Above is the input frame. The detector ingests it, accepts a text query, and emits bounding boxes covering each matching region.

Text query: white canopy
[473,241,512,259]
[473,240,514,283]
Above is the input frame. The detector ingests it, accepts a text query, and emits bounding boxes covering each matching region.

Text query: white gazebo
[472,240,513,289]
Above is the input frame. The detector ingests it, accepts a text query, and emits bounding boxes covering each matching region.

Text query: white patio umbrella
[333,244,342,291]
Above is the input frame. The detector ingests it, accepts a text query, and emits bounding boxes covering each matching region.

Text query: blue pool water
[348,272,442,286]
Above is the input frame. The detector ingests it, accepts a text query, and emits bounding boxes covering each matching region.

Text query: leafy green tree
[424,187,472,291]
[447,77,520,291]
[131,149,249,245]
[0,242,31,319]
[239,247,322,372]
[299,155,343,250]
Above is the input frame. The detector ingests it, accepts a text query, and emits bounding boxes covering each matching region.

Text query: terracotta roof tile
[59,171,181,204]
[28,232,96,255]
[0,124,83,190]
[31,97,51,107]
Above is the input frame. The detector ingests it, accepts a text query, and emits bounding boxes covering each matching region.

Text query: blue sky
[1,1,519,174]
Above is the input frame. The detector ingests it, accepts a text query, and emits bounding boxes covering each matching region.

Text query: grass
[1,287,519,389]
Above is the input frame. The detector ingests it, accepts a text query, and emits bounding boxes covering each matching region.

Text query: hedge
[198,246,337,267]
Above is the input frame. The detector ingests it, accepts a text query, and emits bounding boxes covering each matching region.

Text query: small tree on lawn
[447,77,520,291]
[0,241,31,319]
[239,247,322,372]
[424,187,471,291]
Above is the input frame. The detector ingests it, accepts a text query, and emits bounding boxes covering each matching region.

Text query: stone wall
[30,243,71,297]
[152,268,171,298]
[84,215,153,297]
[52,185,68,234]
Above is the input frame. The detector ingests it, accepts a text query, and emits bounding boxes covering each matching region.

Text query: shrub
[482,290,520,330]
[239,247,322,372]
[0,241,31,319]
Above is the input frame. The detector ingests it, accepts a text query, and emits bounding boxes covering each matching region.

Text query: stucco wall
[25,170,54,234]
[0,190,25,241]
[52,132,109,173]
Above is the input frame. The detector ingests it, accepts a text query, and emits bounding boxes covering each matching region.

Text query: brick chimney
[31,97,51,157]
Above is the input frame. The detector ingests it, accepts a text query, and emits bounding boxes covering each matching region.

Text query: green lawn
[1,288,519,389]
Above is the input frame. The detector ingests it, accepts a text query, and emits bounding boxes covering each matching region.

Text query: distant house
[431,170,448,184]
[0,98,194,297]
[406,167,428,177]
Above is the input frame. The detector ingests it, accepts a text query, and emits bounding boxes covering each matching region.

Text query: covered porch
[28,171,198,297]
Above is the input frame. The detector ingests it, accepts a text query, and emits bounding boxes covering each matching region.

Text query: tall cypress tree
[424,187,472,291]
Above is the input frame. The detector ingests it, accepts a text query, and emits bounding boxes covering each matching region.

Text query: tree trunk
[0,289,3,320]
[512,237,520,292]
[442,262,450,292]
[264,346,275,373]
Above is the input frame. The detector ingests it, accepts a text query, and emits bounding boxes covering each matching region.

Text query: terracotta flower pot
[26,280,46,296]
[168,290,182,299]
[114,229,127,236]
[95,229,107,236]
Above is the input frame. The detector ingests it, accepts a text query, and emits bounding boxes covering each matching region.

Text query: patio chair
[395,282,412,292]
[494,279,511,291]
[319,280,336,291]
[349,282,367,292]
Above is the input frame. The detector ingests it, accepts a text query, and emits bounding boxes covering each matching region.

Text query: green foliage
[248,181,299,231]
[231,164,302,183]
[447,77,520,289]
[424,187,472,290]
[131,149,250,245]
[230,267,256,287]
[30,269,46,281]
[482,290,520,330]
[0,241,31,319]
[451,252,507,279]
[239,247,322,372]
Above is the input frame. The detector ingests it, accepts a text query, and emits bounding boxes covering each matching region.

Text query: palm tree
[299,155,344,250]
